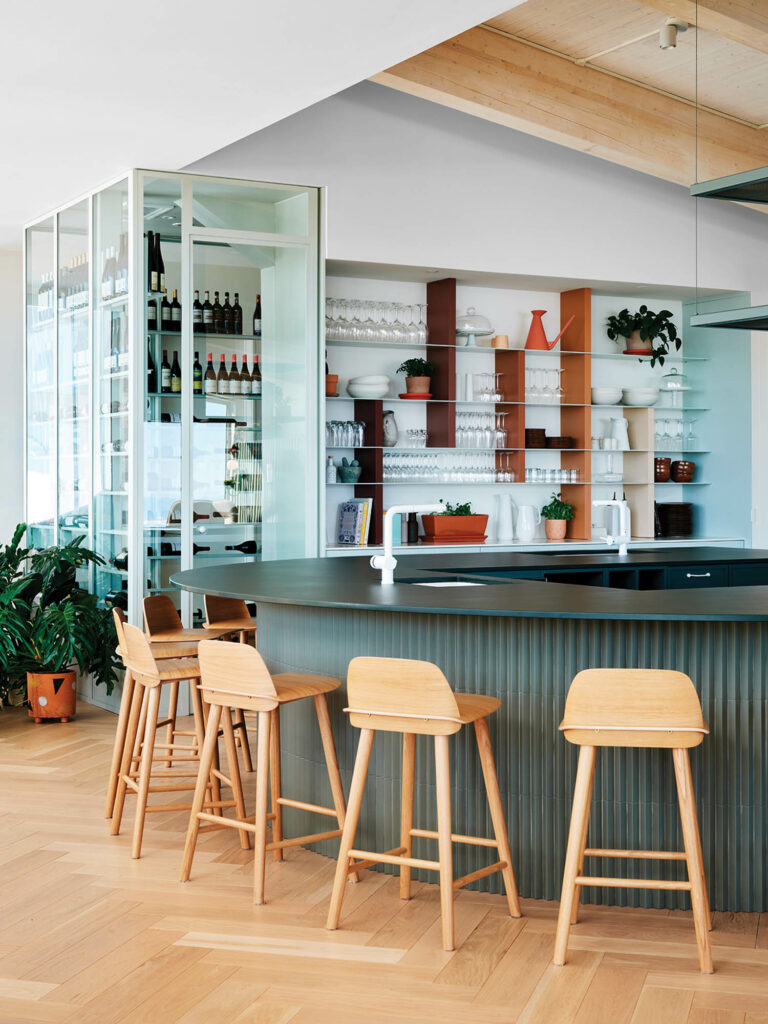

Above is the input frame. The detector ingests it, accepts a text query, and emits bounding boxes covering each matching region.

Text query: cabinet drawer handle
[686,572,711,579]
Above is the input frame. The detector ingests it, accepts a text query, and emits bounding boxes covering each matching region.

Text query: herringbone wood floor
[0,702,767,1024]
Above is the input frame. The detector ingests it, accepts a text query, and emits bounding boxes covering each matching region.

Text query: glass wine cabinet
[25,170,321,705]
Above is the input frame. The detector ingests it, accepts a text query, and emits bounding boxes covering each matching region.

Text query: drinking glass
[405,305,421,345]
[418,304,428,344]
[494,412,508,449]
[391,304,408,344]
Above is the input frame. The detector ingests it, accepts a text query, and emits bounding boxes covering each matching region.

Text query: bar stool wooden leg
[400,732,416,900]
[180,704,223,881]
[110,681,144,836]
[269,708,283,862]
[474,717,522,919]
[221,710,251,851]
[164,680,179,768]
[253,710,272,905]
[434,734,455,952]
[570,748,596,926]
[327,728,374,931]
[673,748,714,974]
[105,670,135,818]
[192,681,223,818]
[314,693,359,883]
[234,708,253,772]
[132,686,161,859]
[554,745,597,966]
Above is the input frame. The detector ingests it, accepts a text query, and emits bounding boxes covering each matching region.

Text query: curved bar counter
[172,548,768,912]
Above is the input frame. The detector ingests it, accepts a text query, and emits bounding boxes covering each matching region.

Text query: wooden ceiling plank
[371,25,768,187]
[642,0,768,56]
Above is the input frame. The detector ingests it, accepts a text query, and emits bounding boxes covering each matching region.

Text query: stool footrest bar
[276,797,339,819]
[267,828,342,851]
[348,846,406,873]
[575,875,692,891]
[410,828,498,849]
[584,848,687,861]
[348,849,440,871]
[453,860,507,890]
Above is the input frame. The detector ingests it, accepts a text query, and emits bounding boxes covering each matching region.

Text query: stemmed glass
[405,305,421,345]
[392,304,407,344]
[494,412,508,449]
[418,304,428,344]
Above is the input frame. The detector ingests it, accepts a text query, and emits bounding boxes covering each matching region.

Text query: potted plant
[541,493,575,541]
[606,306,680,367]
[396,357,434,395]
[421,500,489,542]
[0,524,121,721]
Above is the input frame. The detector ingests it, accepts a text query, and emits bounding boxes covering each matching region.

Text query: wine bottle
[193,352,203,395]
[225,540,258,554]
[193,290,203,333]
[161,293,172,332]
[212,291,224,334]
[147,230,157,292]
[192,543,211,554]
[222,292,233,334]
[232,293,243,335]
[171,350,181,393]
[204,353,217,394]
[202,290,213,332]
[112,547,129,571]
[161,349,171,393]
[147,295,158,331]
[240,353,251,395]
[253,294,262,337]
[147,340,157,393]
[229,355,241,395]
[216,354,229,394]
[252,354,262,396]
[171,289,181,331]
[155,233,166,293]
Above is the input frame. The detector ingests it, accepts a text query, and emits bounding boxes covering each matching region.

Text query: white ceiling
[0,0,519,249]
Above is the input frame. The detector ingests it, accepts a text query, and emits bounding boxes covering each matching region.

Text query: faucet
[370,503,445,584]
[592,498,631,558]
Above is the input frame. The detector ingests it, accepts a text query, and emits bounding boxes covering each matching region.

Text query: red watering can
[525,310,575,351]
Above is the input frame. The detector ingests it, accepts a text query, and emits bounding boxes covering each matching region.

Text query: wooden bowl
[671,460,695,482]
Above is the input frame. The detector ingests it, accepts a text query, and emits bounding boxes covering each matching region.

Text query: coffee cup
[491,334,509,349]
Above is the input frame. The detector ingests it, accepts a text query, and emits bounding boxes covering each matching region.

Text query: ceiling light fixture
[660,18,688,50]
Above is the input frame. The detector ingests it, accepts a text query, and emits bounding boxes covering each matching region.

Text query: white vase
[495,494,515,542]
[382,410,398,447]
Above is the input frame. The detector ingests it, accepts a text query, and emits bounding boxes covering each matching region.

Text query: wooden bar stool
[181,639,352,905]
[204,594,258,771]
[111,623,246,859]
[553,668,713,974]
[144,595,249,769]
[326,656,521,952]
[105,609,200,819]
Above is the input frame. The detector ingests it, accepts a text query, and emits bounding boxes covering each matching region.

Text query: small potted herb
[606,306,679,367]
[541,493,575,541]
[421,499,489,542]
[396,357,434,396]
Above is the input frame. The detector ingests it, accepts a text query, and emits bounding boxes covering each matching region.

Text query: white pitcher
[495,494,516,543]
[516,505,541,544]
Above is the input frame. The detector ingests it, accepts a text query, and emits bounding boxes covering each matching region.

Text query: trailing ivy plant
[541,493,575,522]
[0,525,121,703]
[605,306,680,367]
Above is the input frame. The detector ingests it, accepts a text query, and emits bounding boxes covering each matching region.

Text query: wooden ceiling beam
[642,0,768,56]
[371,25,768,188]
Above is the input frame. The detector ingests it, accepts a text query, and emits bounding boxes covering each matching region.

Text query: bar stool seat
[326,656,521,952]
[181,640,354,906]
[204,595,258,640]
[553,668,713,974]
[148,626,235,643]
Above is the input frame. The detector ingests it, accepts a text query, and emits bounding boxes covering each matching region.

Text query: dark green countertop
[171,547,768,622]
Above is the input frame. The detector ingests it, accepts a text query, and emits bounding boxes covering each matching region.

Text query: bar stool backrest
[560,669,708,748]
[204,595,251,627]
[121,622,161,688]
[143,595,183,637]
[113,608,127,660]
[198,638,278,712]
[346,656,462,735]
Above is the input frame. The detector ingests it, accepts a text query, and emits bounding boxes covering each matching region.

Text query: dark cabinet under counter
[665,564,730,589]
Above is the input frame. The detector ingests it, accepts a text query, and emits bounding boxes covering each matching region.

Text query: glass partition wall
[25,170,321,681]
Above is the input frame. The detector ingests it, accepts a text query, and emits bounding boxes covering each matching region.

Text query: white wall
[0,248,24,543]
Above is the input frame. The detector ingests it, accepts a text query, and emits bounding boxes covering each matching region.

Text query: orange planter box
[421,514,489,543]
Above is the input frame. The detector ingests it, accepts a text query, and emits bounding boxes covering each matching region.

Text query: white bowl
[348,374,390,384]
[622,387,659,406]
[346,382,389,399]
[591,386,622,405]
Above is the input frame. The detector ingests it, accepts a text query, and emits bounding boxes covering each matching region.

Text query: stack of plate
[656,502,694,537]
[525,428,546,449]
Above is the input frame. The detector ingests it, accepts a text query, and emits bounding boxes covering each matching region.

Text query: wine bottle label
[171,379,181,393]
[193,309,202,323]
[150,271,158,292]
[241,378,251,395]
[172,307,181,322]
[204,310,213,324]
[161,368,171,387]
[252,380,262,396]
[160,273,166,292]
[205,378,217,394]
[253,318,262,335]
[230,379,241,395]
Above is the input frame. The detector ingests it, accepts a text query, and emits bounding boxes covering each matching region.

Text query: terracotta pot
[325,374,339,397]
[625,329,652,353]
[421,514,489,542]
[405,376,431,394]
[27,671,76,723]
[544,519,567,541]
